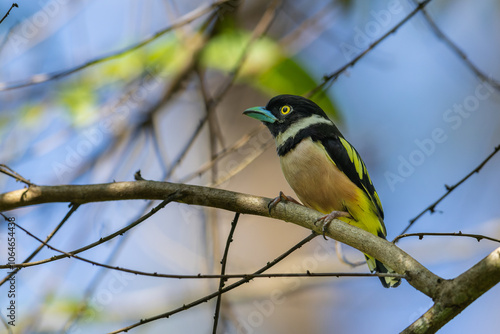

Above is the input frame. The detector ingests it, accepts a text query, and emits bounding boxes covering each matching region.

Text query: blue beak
[243,106,278,123]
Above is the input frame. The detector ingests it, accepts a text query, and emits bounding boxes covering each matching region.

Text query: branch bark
[0,181,439,294]
[1,180,499,332]
[402,247,500,333]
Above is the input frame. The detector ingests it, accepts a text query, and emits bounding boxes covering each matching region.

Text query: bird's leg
[315,211,352,240]
[268,191,302,214]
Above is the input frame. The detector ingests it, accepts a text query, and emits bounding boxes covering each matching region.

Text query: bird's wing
[320,136,384,220]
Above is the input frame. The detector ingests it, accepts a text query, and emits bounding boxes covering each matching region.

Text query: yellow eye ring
[280,105,292,115]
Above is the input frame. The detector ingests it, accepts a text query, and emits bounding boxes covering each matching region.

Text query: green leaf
[200,30,339,119]
[20,103,44,126]
[58,81,97,126]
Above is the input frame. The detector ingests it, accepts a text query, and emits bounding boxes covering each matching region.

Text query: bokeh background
[1,0,500,333]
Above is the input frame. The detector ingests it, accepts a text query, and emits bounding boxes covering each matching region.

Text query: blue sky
[1,0,500,333]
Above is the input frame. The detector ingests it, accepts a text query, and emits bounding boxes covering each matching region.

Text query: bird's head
[243,94,333,138]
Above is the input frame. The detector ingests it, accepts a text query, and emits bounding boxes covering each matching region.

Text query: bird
[243,94,400,288]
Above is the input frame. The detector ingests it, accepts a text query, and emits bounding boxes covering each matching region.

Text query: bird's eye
[280,105,292,115]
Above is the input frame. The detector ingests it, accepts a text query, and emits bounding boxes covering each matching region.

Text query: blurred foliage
[20,103,44,126]
[58,80,97,126]
[201,29,339,118]
[51,26,339,127]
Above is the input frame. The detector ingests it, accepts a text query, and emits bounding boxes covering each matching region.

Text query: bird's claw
[315,211,351,240]
[268,191,301,215]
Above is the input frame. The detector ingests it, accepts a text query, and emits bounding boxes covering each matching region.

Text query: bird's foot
[315,211,351,240]
[268,191,301,214]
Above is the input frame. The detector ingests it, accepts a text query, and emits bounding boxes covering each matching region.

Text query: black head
[243,94,331,138]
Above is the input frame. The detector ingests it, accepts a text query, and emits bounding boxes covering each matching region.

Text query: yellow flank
[373,191,383,212]
[279,138,385,238]
[339,137,367,182]
[279,138,385,272]
[339,137,384,217]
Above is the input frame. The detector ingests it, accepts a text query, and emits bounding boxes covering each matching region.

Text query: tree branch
[0,203,79,286]
[402,247,500,333]
[0,196,175,270]
[212,212,239,334]
[402,144,500,234]
[393,232,500,244]
[0,3,18,25]
[0,1,231,91]
[307,0,432,97]
[109,232,318,334]
[0,164,35,186]
[0,180,439,297]
[2,181,499,331]
[414,0,500,91]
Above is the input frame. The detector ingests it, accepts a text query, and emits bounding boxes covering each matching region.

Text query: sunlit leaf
[200,30,339,119]
[58,81,97,126]
[20,103,44,126]
[100,51,146,81]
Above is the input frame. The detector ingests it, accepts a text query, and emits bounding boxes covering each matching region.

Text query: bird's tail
[365,255,401,288]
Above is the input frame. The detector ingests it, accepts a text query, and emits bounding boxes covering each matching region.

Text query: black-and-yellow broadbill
[244,94,400,288]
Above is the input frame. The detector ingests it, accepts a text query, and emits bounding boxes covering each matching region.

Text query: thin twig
[0,194,179,269]
[212,213,239,334]
[8,221,116,267]
[60,173,175,331]
[307,0,432,97]
[0,226,404,281]
[67,10,219,184]
[61,13,218,184]
[0,1,232,91]
[143,10,218,119]
[335,241,365,268]
[49,8,217,184]
[0,164,36,186]
[401,246,500,333]
[8,215,187,279]
[197,68,226,150]
[415,0,500,91]
[0,3,18,25]
[211,0,282,103]
[155,17,221,181]
[0,203,79,286]
[0,205,406,284]
[108,232,318,334]
[177,125,266,184]
[164,116,208,179]
[279,1,337,53]
[53,68,160,183]
[201,69,224,288]
[0,180,445,297]
[393,232,500,244]
[209,140,275,187]
[59,207,147,333]
[401,145,500,234]
[0,212,12,221]
[165,0,280,180]
[149,123,170,174]
[0,198,303,324]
